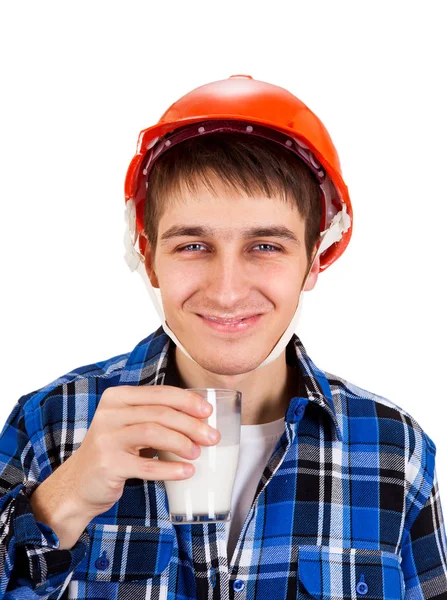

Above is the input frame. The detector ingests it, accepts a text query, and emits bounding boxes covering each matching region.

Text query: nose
[204,250,252,308]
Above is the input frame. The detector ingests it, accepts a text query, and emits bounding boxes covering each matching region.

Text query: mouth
[198,313,262,333]
[200,314,259,324]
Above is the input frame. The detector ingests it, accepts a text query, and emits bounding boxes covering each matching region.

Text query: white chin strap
[123,200,351,371]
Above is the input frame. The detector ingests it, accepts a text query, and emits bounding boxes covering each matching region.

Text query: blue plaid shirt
[1,326,447,599]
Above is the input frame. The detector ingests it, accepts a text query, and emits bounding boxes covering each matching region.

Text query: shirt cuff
[13,483,90,588]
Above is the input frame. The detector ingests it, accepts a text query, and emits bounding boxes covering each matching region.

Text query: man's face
[144,176,320,376]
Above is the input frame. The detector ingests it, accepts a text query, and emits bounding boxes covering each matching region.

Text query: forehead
[158,176,305,233]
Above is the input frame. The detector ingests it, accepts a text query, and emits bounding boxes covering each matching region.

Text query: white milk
[158,444,240,519]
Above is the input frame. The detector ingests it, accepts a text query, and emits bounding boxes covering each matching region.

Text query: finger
[117,421,204,460]
[117,452,195,482]
[100,385,212,418]
[100,404,220,447]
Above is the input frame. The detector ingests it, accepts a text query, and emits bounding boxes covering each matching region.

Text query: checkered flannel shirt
[1,326,446,599]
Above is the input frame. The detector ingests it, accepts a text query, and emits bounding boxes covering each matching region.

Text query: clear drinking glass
[158,388,242,524]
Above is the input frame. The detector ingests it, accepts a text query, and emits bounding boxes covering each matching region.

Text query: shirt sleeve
[0,397,90,598]
[401,431,447,599]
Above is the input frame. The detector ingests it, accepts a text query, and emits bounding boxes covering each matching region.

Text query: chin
[187,345,270,376]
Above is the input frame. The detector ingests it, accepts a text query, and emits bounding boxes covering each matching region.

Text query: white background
[1,3,446,498]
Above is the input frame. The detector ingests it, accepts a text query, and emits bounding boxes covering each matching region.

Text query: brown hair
[144,132,322,263]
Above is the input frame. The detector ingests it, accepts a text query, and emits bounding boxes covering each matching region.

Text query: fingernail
[201,399,212,414]
[208,429,220,443]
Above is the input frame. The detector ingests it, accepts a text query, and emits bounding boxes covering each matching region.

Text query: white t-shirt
[225,416,285,561]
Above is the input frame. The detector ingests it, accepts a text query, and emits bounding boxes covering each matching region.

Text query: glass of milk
[158,388,241,524]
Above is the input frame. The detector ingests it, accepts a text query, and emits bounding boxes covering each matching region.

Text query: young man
[1,75,446,600]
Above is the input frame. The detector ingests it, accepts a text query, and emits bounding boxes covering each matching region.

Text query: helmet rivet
[165,140,171,146]
[198,126,205,133]
[246,125,253,133]
[285,140,293,147]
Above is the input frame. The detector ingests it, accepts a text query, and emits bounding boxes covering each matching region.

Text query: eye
[177,243,283,253]
[178,243,207,252]
[254,244,282,252]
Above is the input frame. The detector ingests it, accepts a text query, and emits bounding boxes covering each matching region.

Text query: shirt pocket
[71,521,174,583]
[297,546,405,600]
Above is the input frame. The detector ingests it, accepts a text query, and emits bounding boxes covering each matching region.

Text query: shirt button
[233,579,245,592]
[209,568,216,588]
[95,551,109,570]
[356,580,368,595]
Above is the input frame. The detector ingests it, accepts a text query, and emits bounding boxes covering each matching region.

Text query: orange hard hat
[124,74,353,271]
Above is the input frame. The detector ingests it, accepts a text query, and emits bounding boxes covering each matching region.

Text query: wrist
[29,474,93,550]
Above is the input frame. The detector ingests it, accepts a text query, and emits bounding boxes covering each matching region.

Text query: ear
[142,234,160,289]
[303,247,320,292]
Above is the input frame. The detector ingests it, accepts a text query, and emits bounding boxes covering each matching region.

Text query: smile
[198,314,262,333]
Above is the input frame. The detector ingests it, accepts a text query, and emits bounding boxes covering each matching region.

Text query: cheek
[157,264,201,304]
[270,274,301,308]
[280,267,307,317]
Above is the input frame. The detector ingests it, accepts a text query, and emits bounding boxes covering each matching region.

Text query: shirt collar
[120,326,343,443]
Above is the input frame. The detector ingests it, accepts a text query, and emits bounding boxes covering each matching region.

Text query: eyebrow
[159,225,301,246]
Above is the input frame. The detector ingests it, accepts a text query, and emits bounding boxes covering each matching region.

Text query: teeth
[212,319,243,323]
[208,317,245,323]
